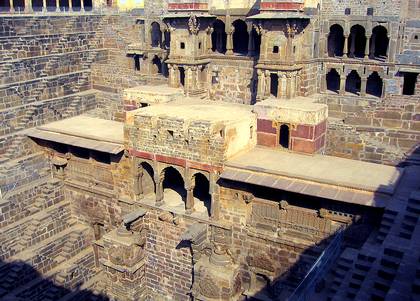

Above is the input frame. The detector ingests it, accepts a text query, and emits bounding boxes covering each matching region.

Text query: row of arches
[135,162,212,217]
[328,24,389,59]
[0,0,92,11]
[326,69,383,97]
[149,19,261,56]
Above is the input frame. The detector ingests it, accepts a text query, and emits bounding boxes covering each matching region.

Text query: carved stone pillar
[55,0,59,11]
[343,35,349,58]
[247,29,255,56]
[9,0,14,12]
[349,34,356,57]
[369,34,376,59]
[265,70,271,98]
[24,0,31,12]
[80,0,84,11]
[42,0,46,11]
[364,35,370,59]
[133,168,143,197]
[360,76,367,96]
[256,69,265,101]
[324,34,329,57]
[277,72,282,97]
[155,173,164,206]
[339,74,346,95]
[207,27,213,54]
[286,74,292,99]
[186,187,194,214]
[321,71,327,92]
[226,26,234,55]
[68,0,72,12]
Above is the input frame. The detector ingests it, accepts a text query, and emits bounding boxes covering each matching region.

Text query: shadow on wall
[0,258,109,301]
[241,143,420,301]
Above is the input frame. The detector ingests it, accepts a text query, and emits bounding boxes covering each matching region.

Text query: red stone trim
[257,119,277,134]
[128,149,222,172]
[257,132,277,147]
[261,2,304,11]
[168,3,208,10]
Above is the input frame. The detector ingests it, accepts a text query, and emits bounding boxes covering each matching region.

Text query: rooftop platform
[27,116,124,154]
[222,147,403,207]
[131,98,254,123]
[254,97,328,125]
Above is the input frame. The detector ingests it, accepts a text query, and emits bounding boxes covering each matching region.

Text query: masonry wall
[320,0,403,17]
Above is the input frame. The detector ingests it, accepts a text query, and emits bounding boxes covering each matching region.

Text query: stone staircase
[318,165,420,301]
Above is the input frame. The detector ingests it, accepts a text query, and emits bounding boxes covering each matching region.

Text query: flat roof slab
[134,98,255,123]
[222,147,403,206]
[37,116,124,144]
[254,97,328,125]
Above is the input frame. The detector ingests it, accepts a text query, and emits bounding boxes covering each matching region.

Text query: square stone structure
[253,97,328,153]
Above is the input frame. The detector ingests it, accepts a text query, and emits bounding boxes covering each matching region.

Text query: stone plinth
[253,97,328,154]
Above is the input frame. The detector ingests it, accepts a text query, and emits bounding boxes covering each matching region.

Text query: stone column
[185,66,191,95]
[265,70,271,98]
[25,0,33,12]
[324,34,329,57]
[133,168,143,197]
[42,0,46,11]
[226,26,234,55]
[339,74,346,95]
[168,65,177,88]
[386,35,391,60]
[80,0,84,11]
[285,74,292,99]
[364,35,370,59]
[207,28,213,54]
[68,0,72,12]
[343,35,349,58]
[155,174,164,206]
[247,29,255,56]
[277,72,282,97]
[360,76,367,96]
[369,34,376,59]
[9,0,14,13]
[185,186,194,214]
[349,34,355,57]
[321,72,327,92]
[256,69,265,101]
[55,0,59,11]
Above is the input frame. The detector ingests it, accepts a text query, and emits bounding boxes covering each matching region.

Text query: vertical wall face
[320,0,403,17]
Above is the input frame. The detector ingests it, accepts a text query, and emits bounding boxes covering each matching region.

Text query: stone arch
[328,24,345,57]
[326,68,340,93]
[249,26,261,57]
[32,0,43,11]
[212,19,227,54]
[152,55,162,74]
[232,19,249,55]
[348,25,366,58]
[370,25,389,59]
[366,72,383,97]
[345,70,361,95]
[192,172,211,217]
[161,166,186,208]
[140,161,155,196]
[151,22,162,48]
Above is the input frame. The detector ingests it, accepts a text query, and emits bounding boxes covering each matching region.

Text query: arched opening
[32,0,43,11]
[253,273,272,296]
[232,20,249,55]
[72,0,81,11]
[59,0,69,11]
[0,0,11,12]
[212,20,227,54]
[84,0,92,10]
[403,72,418,95]
[193,173,211,217]
[366,72,383,97]
[162,167,186,208]
[13,0,24,10]
[326,69,340,93]
[371,26,389,59]
[152,55,162,74]
[151,22,162,48]
[179,67,185,87]
[140,162,155,197]
[345,70,361,95]
[270,73,279,97]
[348,25,366,58]
[279,124,290,149]
[328,24,344,57]
[46,0,55,11]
